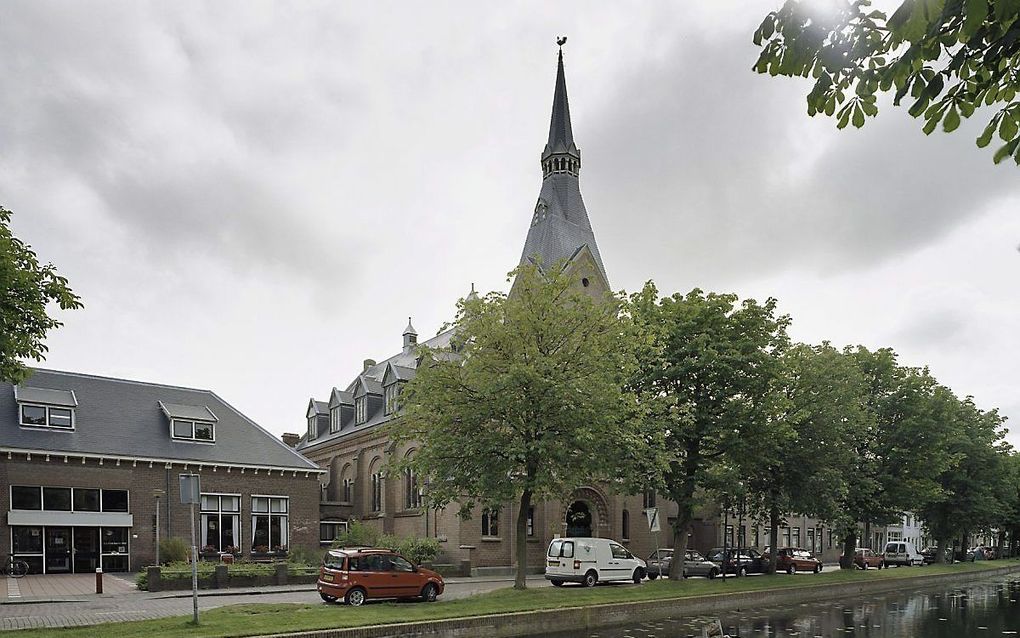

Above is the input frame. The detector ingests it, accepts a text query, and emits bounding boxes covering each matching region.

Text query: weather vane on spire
[557,36,567,48]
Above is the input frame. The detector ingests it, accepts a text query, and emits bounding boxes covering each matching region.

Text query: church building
[290,45,843,572]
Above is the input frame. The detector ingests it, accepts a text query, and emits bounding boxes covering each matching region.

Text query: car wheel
[421,583,439,602]
[345,587,367,607]
[787,564,797,575]
[814,564,822,574]
[708,568,718,580]
[319,593,337,603]
[551,579,564,587]
[583,570,598,587]
[633,568,645,584]
[862,561,869,570]
[647,572,658,581]
[737,566,747,578]
[878,562,883,569]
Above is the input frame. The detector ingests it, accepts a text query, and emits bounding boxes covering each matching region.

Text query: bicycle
[2,555,29,578]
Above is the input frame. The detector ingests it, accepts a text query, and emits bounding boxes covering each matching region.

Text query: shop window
[43,487,71,511]
[73,488,100,512]
[102,489,129,512]
[11,486,41,510]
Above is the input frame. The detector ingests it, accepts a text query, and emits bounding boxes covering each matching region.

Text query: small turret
[403,317,418,353]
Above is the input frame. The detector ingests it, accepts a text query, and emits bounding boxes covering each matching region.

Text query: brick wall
[2,455,320,571]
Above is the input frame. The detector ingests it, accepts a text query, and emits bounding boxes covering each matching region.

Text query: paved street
[0,574,551,631]
[0,565,857,631]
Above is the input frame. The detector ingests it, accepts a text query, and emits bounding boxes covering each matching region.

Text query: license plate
[321,574,334,582]
[547,561,559,567]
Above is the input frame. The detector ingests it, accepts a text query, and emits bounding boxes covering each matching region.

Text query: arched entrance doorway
[566,501,592,537]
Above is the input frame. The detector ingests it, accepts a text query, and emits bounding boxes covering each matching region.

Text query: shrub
[332,520,380,548]
[287,546,321,567]
[396,536,441,565]
[159,537,190,564]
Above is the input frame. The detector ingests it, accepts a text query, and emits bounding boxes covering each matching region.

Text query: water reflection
[545,577,1020,637]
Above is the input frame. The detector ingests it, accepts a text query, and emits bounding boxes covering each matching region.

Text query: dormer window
[330,407,340,433]
[160,401,218,444]
[307,416,317,441]
[384,384,400,415]
[14,386,77,431]
[355,397,367,424]
[172,419,215,442]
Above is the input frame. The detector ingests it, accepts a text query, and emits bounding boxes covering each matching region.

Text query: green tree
[916,394,1010,562]
[754,0,1020,163]
[740,342,865,574]
[390,263,642,589]
[1,205,82,383]
[831,347,955,568]
[628,285,790,580]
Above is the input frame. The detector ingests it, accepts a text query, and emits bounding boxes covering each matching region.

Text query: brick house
[1,369,322,574]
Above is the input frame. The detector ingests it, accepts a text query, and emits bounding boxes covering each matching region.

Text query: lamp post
[153,489,165,565]
[179,474,200,625]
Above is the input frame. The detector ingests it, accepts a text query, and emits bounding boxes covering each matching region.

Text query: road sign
[179,474,200,504]
[644,507,660,533]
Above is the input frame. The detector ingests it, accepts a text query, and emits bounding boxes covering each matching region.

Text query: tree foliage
[390,263,642,589]
[628,285,790,580]
[754,0,1020,163]
[739,342,864,573]
[0,205,83,383]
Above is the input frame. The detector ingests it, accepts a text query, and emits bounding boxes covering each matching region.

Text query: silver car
[645,549,720,580]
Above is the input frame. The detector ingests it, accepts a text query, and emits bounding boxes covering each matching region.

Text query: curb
[251,563,1020,638]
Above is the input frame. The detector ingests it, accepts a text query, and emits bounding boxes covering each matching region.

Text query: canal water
[545,575,1020,638]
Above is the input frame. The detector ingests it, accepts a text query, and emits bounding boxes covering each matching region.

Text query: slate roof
[298,327,454,452]
[1,369,318,471]
[520,46,608,284]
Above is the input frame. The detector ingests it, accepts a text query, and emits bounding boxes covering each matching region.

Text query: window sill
[395,510,422,518]
[481,536,502,542]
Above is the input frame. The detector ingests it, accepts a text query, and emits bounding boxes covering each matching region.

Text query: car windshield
[649,549,672,561]
[689,551,706,562]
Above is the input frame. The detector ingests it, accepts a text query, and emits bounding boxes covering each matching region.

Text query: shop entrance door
[44,527,72,573]
[73,527,100,573]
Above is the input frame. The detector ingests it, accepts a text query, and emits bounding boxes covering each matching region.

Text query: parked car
[646,549,720,579]
[705,547,769,576]
[883,541,924,567]
[965,546,996,561]
[317,547,444,606]
[546,537,646,587]
[840,547,884,570]
[920,546,948,565]
[762,547,823,574]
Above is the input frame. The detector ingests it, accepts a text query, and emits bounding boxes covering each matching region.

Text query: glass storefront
[11,526,131,574]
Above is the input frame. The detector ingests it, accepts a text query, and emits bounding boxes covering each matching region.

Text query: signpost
[644,507,661,577]
[179,474,200,625]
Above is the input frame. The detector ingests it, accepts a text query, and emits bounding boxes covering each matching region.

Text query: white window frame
[482,507,499,538]
[171,418,215,443]
[329,408,340,433]
[384,384,399,415]
[18,404,75,431]
[355,397,367,424]
[319,520,348,546]
[251,495,288,552]
[307,416,317,441]
[201,493,241,553]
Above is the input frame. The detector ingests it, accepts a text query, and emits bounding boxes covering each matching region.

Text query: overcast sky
[3,1,1018,446]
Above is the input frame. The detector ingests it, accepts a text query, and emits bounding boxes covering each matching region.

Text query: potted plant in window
[272,545,289,558]
[200,545,220,560]
[251,544,272,561]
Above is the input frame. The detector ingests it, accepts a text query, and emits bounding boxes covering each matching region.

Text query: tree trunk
[514,490,532,589]
[668,500,693,580]
[960,530,969,561]
[767,504,780,575]
[839,531,857,569]
[936,536,949,564]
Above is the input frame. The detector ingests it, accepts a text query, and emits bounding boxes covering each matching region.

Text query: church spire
[519,38,609,285]
[542,37,580,178]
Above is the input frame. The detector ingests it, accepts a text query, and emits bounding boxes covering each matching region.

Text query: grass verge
[17,560,1018,638]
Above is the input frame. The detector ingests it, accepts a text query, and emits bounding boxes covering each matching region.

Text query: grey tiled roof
[298,327,454,452]
[329,388,353,407]
[1,369,318,470]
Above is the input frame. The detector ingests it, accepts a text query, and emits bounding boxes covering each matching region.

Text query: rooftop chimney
[281,433,300,448]
[363,358,376,372]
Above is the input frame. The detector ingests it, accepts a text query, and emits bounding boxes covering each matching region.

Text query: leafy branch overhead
[0,206,83,384]
[754,0,1020,163]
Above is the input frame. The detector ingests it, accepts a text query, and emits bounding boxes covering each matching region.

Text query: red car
[765,547,823,574]
[317,548,444,606]
[841,547,884,570]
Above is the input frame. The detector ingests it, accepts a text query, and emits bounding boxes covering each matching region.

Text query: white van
[545,537,646,587]
[883,541,924,567]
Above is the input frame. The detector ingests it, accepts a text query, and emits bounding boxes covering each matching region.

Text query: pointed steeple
[519,38,609,285]
[402,317,417,353]
[543,42,579,165]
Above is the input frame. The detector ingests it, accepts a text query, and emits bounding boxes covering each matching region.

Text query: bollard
[95,567,104,594]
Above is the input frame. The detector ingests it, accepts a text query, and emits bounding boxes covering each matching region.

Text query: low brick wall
[254,562,1020,638]
[145,564,318,592]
